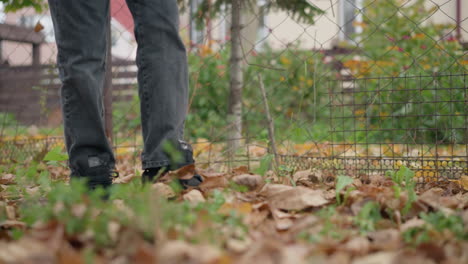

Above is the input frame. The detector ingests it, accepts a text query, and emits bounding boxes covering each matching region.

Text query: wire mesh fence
[0,0,467,183]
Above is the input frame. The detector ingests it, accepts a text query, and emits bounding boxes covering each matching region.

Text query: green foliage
[184,45,332,141]
[403,211,467,246]
[0,0,47,12]
[402,226,430,246]
[335,175,354,205]
[385,166,416,215]
[354,201,381,234]
[420,211,467,240]
[254,154,274,176]
[14,166,246,247]
[43,146,68,164]
[338,0,468,143]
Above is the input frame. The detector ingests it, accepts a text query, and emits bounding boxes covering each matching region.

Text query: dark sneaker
[71,167,118,190]
[142,166,203,189]
[70,154,118,190]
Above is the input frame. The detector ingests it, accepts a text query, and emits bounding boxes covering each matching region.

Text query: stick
[257,74,279,168]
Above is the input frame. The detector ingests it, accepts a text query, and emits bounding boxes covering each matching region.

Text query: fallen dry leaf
[0,220,26,230]
[344,236,370,256]
[393,250,437,264]
[267,186,329,211]
[152,183,175,198]
[199,173,228,190]
[0,174,15,185]
[34,21,44,32]
[351,251,397,264]
[218,202,253,216]
[157,240,221,264]
[0,237,55,263]
[183,189,206,204]
[131,242,156,264]
[367,229,401,251]
[400,217,426,232]
[168,164,197,180]
[232,174,264,190]
[238,239,284,264]
[57,242,84,264]
[113,173,138,184]
[232,166,250,176]
[226,237,252,253]
[271,208,295,231]
[460,176,468,191]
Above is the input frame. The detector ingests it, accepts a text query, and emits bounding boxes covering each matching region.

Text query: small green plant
[385,166,416,215]
[299,206,344,243]
[403,226,430,246]
[403,211,467,246]
[43,146,68,167]
[420,212,467,240]
[354,201,381,234]
[254,154,273,176]
[335,175,354,205]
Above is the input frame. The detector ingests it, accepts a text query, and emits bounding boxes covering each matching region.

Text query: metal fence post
[104,7,113,145]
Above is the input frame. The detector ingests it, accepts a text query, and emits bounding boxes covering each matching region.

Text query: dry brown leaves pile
[0,160,467,264]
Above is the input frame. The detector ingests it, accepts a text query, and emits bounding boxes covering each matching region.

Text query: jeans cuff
[142,159,194,170]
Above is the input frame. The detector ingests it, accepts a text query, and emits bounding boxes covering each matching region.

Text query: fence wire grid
[0,0,467,183]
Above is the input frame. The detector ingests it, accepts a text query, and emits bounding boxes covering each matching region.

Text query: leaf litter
[0,156,467,264]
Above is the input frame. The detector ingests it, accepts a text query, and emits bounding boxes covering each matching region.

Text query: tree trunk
[227,0,244,155]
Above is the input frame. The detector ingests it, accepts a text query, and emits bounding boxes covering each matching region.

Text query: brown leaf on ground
[259,184,294,197]
[344,236,370,256]
[157,240,221,264]
[462,209,468,227]
[328,251,351,264]
[245,208,269,227]
[57,242,84,264]
[0,174,15,185]
[151,183,175,198]
[5,205,17,220]
[218,202,253,216]
[0,237,55,263]
[293,169,312,183]
[226,237,253,253]
[232,166,250,176]
[416,243,446,263]
[199,173,228,190]
[393,250,437,264]
[351,251,397,264]
[238,239,284,264]
[232,174,264,191]
[131,242,156,264]
[367,229,401,251]
[270,208,295,231]
[113,173,138,184]
[0,220,26,230]
[461,176,468,191]
[400,217,426,232]
[266,186,329,211]
[168,164,197,180]
[183,189,206,204]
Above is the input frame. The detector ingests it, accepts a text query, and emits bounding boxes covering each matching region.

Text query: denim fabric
[48,0,194,176]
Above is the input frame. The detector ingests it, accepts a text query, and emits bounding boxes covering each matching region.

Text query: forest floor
[0,150,467,264]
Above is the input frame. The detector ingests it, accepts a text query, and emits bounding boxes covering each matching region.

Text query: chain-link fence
[0,0,467,183]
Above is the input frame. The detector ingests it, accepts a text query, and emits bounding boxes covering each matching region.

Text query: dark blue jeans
[48,0,194,176]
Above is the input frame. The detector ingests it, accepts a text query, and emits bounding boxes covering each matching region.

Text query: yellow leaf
[218,202,252,216]
[461,176,468,191]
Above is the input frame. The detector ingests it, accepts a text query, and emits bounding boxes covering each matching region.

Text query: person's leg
[49,0,115,188]
[125,0,194,171]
